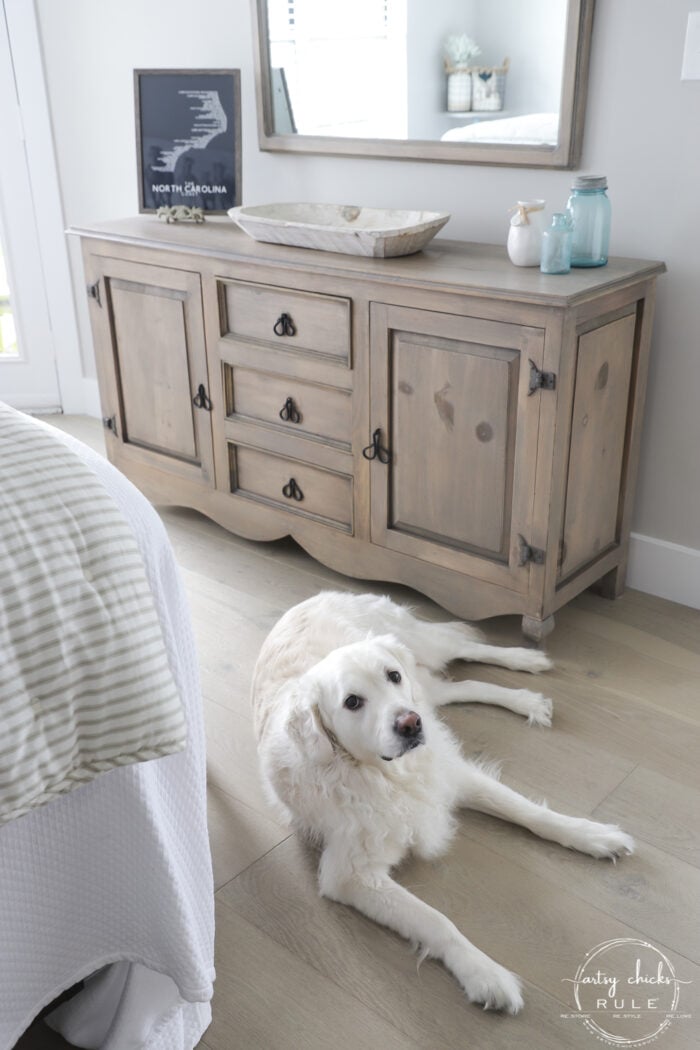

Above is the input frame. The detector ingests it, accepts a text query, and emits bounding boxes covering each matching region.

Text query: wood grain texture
[222,278,351,363]
[593,767,700,869]
[230,443,353,530]
[72,219,665,309]
[210,901,424,1050]
[560,313,636,578]
[390,333,517,555]
[79,230,663,632]
[110,280,197,459]
[225,364,352,448]
[83,249,215,489]
[369,303,543,595]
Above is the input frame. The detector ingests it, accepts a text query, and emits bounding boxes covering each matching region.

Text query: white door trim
[3,0,85,413]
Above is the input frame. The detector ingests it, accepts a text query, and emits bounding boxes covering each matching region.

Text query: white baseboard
[627,532,700,611]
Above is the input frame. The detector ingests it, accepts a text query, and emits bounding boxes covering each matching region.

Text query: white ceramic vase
[507,200,546,267]
[446,71,472,112]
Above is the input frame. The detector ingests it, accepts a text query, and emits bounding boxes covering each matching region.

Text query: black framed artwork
[134,69,241,214]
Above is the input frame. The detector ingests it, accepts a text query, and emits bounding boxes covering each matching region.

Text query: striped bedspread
[0,404,186,825]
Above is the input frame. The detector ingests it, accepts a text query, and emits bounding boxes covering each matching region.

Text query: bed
[0,405,215,1050]
[441,111,559,146]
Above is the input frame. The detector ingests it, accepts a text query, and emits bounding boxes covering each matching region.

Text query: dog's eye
[343,694,364,711]
[386,670,401,684]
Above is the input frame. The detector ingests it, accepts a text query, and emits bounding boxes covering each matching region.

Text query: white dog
[251,592,634,1015]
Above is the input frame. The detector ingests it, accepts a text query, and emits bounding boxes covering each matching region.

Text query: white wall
[406,0,475,139]
[35,0,700,595]
[474,0,568,115]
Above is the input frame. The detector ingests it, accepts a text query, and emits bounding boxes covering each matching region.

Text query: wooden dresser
[73,218,665,639]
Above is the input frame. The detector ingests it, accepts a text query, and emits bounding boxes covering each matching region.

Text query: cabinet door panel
[370,304,544,592]
[110,280,197,459]
[559,312,636,579]
[88,255,214,486]
[391,333,517,556]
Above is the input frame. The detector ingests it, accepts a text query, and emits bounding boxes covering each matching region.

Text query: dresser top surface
[71,216,665,307]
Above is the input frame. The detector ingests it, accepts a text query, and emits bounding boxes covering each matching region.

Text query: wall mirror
[251,0,594,168]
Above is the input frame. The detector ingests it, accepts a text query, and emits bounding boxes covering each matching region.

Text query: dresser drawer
[229,444,353,530]
[222,279,351,363]
[225,365,352,448]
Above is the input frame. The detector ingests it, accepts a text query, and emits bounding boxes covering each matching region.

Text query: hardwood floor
[20,417,700,1049]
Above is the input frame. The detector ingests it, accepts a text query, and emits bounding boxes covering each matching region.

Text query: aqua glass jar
[540,213,572,274]
[566,175,611,267]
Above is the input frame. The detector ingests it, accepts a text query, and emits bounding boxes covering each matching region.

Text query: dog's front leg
[318,842,523,1014]
[457,761,635,859]
[423,675,553,726]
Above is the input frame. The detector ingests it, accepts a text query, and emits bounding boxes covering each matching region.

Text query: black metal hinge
[87,280,101,307]
[528,359,556,395]
[518,534,546,567]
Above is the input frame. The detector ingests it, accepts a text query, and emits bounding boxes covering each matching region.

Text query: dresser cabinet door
[558,310,638,581]
[369,304,545,593]
[86,254,215,486]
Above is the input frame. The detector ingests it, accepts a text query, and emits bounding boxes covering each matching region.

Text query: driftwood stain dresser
[74,218,665,639]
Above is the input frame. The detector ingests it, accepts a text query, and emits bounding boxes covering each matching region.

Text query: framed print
[135,69,241,214]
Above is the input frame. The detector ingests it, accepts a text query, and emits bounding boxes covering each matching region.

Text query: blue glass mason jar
[566,175,611,267]
[540,213,572,274]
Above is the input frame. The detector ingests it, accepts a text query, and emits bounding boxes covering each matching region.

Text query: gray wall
[37,0,700,556]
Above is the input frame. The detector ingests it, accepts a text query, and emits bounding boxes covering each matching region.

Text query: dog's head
[295,634,426,767]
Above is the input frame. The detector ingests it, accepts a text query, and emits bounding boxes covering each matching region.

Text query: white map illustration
[150,90,228,173]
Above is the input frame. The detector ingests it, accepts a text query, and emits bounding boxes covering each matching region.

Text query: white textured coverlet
[0,414,215,1050]
[0,404,187,824]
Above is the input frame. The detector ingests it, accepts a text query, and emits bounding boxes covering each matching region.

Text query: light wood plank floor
[18,417,700,1049]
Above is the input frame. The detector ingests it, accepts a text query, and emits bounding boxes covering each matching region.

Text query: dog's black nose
[394,711,422,738]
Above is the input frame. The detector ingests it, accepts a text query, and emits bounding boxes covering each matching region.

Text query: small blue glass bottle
[566,175,611,267]
[540,213,572,274]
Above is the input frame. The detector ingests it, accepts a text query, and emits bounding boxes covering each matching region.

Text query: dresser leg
[595,565,626,599]
[521,614,555,643]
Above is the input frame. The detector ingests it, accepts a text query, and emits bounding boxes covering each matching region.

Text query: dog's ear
[285,675,335,764]
[372,633,417,678]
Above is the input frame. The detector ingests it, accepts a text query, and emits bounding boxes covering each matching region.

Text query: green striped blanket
[0,404,186,825]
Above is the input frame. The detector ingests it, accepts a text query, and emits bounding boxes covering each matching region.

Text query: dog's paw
[518,691,553,727]
[521,650,554,674]
[566,819,635,860]
[463,961,524,1014]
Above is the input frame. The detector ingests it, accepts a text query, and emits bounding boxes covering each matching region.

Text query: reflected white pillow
[442,112,559,145]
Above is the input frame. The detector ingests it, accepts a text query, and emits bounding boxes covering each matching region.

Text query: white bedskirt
[0,428,215,1050]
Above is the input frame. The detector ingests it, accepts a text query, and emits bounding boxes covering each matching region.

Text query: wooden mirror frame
[251,0,595,169]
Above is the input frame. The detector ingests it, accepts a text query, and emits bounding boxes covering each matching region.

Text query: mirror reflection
[265,0,569,148]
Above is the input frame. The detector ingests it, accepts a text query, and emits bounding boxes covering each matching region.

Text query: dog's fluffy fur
[252,592,634,1014]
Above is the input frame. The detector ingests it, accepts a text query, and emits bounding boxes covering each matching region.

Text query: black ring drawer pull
[279,396,301,424]
[282,477,304,501]
[192,383,213,411]
[362,428,391,464]
[273,312,297,337]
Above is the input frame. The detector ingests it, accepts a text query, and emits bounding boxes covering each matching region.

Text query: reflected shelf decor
[251,0,595,168]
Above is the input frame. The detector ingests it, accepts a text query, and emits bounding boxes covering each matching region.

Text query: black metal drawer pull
[362,428,391,464]
[279,396,301,423]
[282,477,304,501]
[273,312,296,337]
[192,384,213,411]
